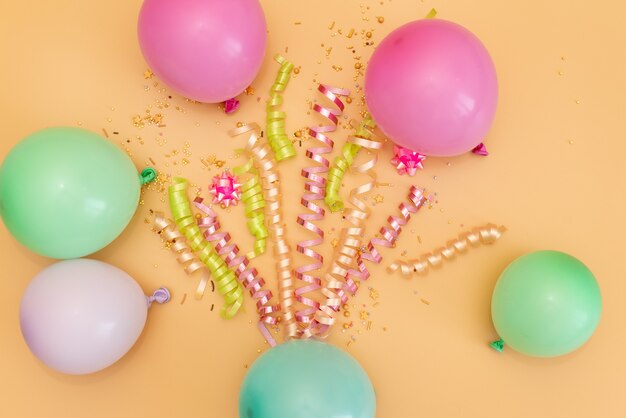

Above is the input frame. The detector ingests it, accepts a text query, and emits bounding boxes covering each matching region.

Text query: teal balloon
[491,250,602,357]
[239,340,376,418]
[0,127,141,259]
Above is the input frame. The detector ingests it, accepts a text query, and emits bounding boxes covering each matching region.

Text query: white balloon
[20,259,167,375]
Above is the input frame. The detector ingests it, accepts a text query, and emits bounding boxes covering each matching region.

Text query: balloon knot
[489,338,505,352]
[141,167,157,185]
[147,287,171,306]
[224,98,240,114]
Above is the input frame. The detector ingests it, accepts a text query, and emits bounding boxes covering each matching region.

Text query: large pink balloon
[365,19,498,157]
[138,0,267,103]
[20,259,166,375]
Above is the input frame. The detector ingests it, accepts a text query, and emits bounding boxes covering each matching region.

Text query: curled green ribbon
[325,116,376,212]
[169,177,244,318]
[233,158,268,259]
[266,55,296,162]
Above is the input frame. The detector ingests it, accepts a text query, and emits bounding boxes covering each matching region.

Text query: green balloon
[491,250,601,357]
[239,340,376,418]
[0,127,141,259]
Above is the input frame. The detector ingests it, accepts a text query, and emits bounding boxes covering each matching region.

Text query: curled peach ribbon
[233,159,268,259]
[230,123,298,339]
[308,121,383,337]
[388,224,507,276]
[169,177,244,318]
[266,55,296,162]
[193,197,281,346]
[152,213,212,300]
[293,84,349,338]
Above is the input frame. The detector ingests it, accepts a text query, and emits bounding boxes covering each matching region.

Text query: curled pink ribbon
[293,84,349,339]
[193,197,280,345]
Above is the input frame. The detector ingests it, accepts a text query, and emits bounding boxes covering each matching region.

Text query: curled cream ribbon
[153,212,212,300]
[266,55,296,162]
[325,116,376,212]
[293,84,350,338]
[388,224,507,276]
[193,197,281,346]
[230,123,298,339]
[233,158,268,259]
[309,121,383,337]
[348,187,427,285]
[169,177,244,318]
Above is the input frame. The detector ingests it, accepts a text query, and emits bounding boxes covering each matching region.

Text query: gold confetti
[420,298,431,305]
[143,70,154,79]
[359,311,369,320]
[373,194,384,203]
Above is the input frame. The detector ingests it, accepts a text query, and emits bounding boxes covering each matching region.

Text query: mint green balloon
[491,250,601,357]
[239,340,376,418]
[0,127,141,259]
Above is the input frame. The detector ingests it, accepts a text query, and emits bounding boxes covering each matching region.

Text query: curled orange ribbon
[388,224,507,276]
[230,123,298,339]
[293,84,349,338]
[152,213,212,300]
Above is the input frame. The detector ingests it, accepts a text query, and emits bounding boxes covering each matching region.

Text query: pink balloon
[138,0,267,103]
[365,19,498,157]
[20,259,169,375]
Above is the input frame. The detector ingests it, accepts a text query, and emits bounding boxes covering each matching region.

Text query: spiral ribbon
[309,123,383,337]
[229,123,298,339]
[293,84,349,338]
[169,177,244,318]
[233,159,268,259]
[325,116,377,212]
[387,224,507,276]
[193,197,281,346]
[347,187,427,285]
[266,55,296,162]
[153,212,213,300]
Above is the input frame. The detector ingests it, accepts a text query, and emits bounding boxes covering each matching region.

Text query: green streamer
[169,177,244,318]
[324,116,376,212]
[234,159,268,259]
[266,55,296,162]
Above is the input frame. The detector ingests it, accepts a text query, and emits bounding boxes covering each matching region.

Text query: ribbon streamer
[233,159,268,259]
[230,123,298,339]
[266,55,296,162]
[325,116,376,212]
[153,212,213,300]
[193,197,281,346]
[309,123,383,337]
[293,84,349,338]
[169,177,244,318]
[387,224,507,276]
[346,187,427,288]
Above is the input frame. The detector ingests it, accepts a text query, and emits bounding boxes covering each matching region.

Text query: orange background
[1,0,624,417]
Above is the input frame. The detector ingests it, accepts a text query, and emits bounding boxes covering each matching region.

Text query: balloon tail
[147,287,171,306]
[489,338,505,352]
[140,167,157,185]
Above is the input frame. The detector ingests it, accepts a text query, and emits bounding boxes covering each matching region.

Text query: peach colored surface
[1,0,624,417]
